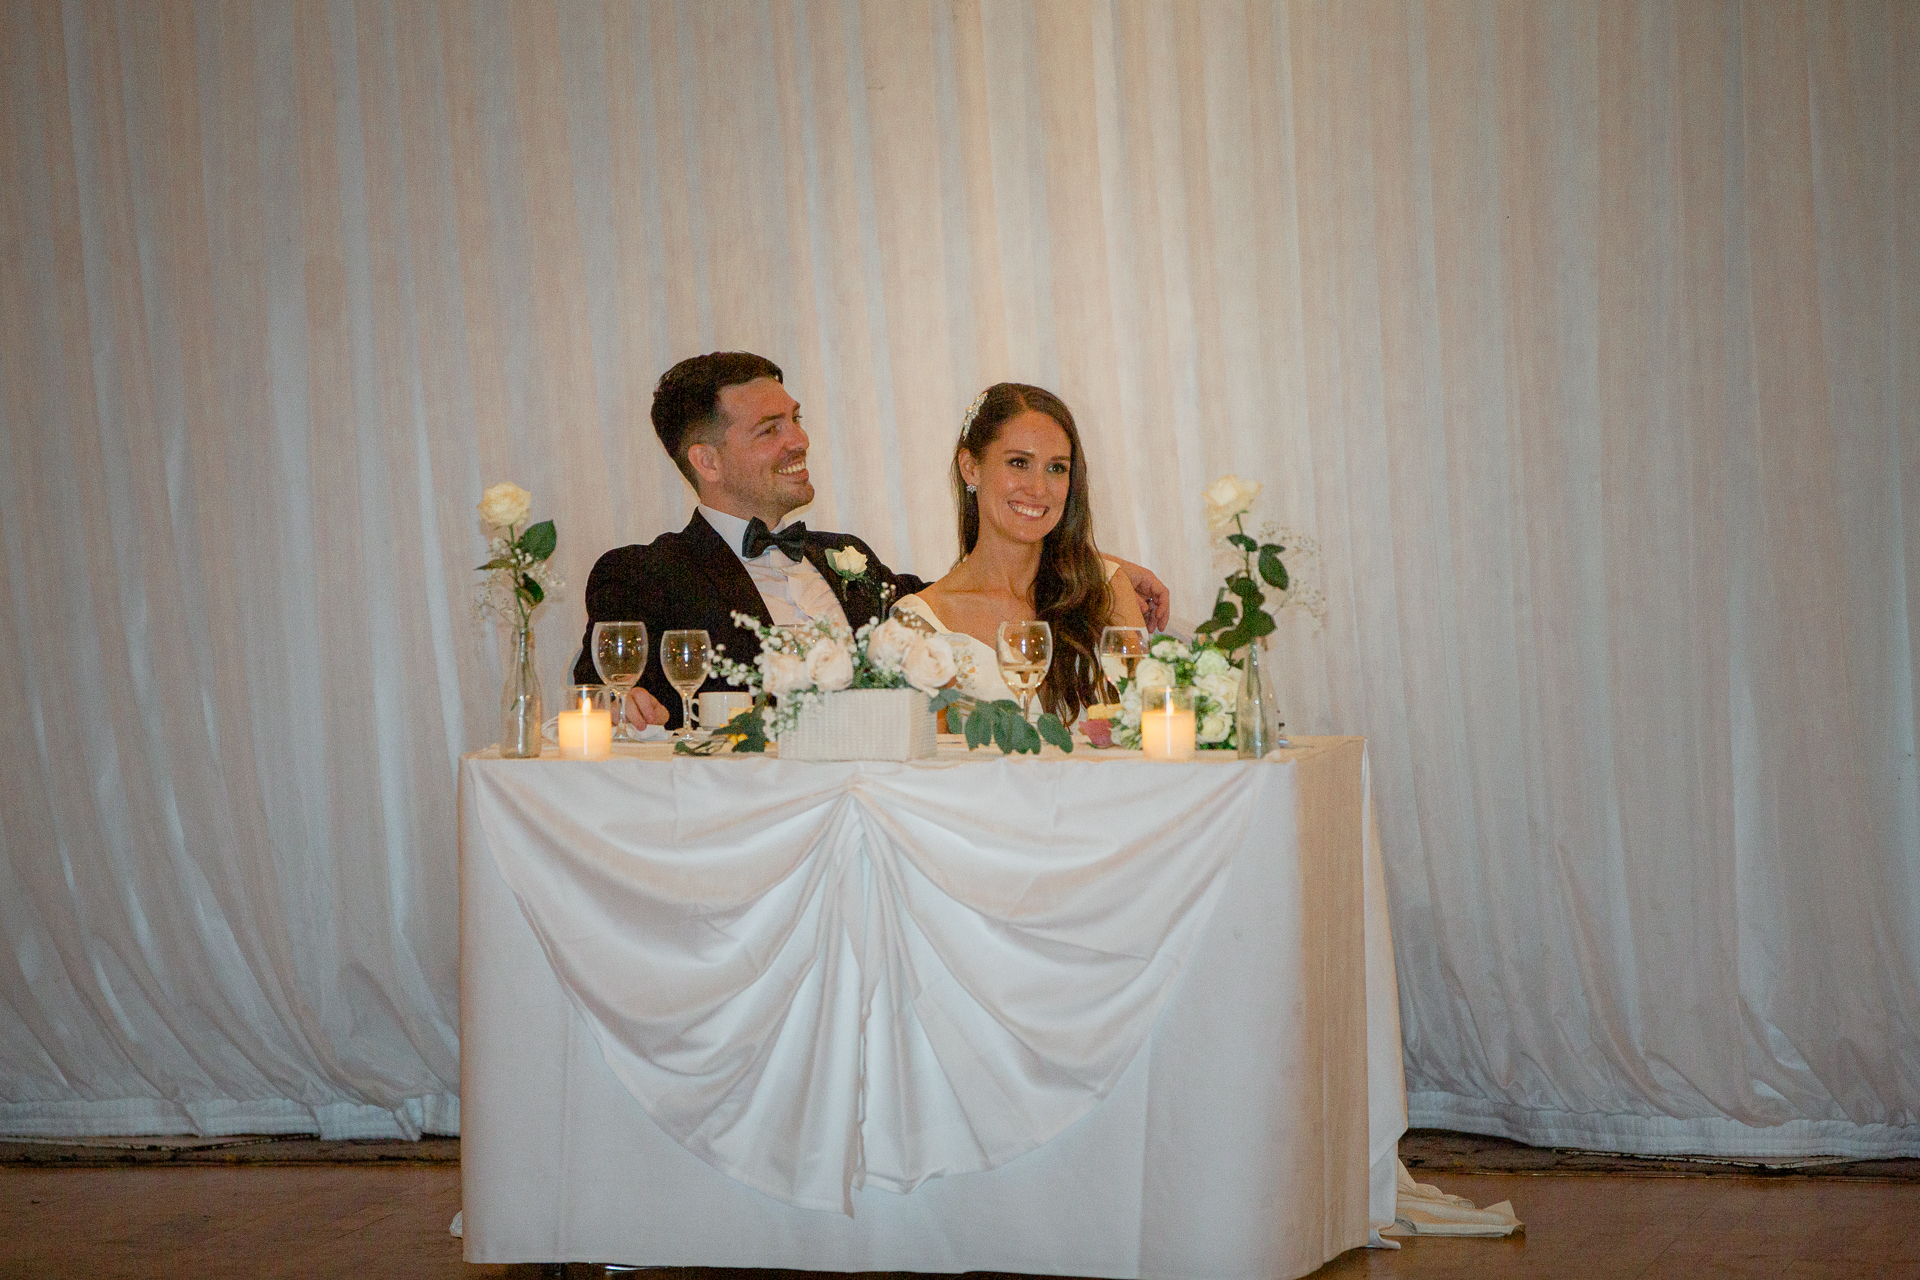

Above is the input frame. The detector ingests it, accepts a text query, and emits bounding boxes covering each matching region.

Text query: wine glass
[1098,626,1150,703]
[592,621,649,742]
[995,620,1053,720]
[660,629,712,738]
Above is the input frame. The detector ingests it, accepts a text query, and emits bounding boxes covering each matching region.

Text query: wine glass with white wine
[995,620,1053,720]
[659,629,712,738]
[592,621,649,742]
[1098,626,1150,704]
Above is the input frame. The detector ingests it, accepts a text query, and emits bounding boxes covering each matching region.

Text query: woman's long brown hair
[953,383,1113,721]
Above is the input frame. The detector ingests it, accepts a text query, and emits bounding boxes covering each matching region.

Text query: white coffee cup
[697,691,752,731]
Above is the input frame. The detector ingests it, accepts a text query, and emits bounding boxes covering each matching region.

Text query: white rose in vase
[806,637,856,691]
[900,635,958,694]
[478,481,533,529]
[1204,474,1262,536]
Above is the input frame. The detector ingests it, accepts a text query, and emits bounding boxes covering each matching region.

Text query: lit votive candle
[1138,686,1197,761]
[557,685,614,760]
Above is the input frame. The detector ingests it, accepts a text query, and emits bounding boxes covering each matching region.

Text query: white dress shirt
[698,506,851,631]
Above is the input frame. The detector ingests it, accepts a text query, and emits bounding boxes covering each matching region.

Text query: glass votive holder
[1138,685,1196,761]
[556,684,615,761]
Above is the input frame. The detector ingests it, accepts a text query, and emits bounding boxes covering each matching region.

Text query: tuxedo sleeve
[574,544,666,685]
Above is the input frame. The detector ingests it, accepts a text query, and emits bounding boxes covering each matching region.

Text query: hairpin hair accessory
[960,388,990,439]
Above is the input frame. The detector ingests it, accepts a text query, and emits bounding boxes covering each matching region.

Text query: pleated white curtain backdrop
[0,0,1914,1151]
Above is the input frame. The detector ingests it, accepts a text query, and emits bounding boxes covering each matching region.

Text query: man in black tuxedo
[577,352,1166,728]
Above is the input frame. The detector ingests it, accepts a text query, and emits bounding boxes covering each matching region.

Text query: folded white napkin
[1382,1162,1524,1237]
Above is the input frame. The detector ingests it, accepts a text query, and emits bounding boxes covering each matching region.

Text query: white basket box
[777,688,936,762]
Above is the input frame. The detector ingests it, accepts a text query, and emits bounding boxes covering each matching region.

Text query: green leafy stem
[477,519,556,629]
[1194,513,1288,654]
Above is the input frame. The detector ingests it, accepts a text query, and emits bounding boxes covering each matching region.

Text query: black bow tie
[742,517,810,561]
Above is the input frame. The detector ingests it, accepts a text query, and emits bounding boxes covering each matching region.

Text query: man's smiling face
[688,376,814,525]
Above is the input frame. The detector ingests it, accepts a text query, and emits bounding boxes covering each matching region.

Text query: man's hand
[1116,559,1170,632]
[626,686,671,727]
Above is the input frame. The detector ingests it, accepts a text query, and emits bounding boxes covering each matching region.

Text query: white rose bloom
[824,546,868,577]
[1204,474,1262,536]
[478,481,533,529]
[760,651,812,699]
[806,637,856,691]
[864,617,917,672]
[1199,670,1241,707]
[1197,709,1231,744]
[1132,657,1174,692]
[1149,637,1181,659]
[1195,648,1231,678]
[900,635,958,694]
[1119,682,1142,724]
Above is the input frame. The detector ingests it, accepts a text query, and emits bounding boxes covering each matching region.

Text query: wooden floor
[2,1162,1916,1279]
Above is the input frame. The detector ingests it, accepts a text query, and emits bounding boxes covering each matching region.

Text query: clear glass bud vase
[499,624,544,758]
[1236,638,1278,758]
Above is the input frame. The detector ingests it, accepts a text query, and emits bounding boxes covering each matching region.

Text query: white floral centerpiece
[1104,474,1323,754]
[1109,635,1243,750]
[709,612,964,760]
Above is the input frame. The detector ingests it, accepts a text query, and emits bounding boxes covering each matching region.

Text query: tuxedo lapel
[684,512,774,630]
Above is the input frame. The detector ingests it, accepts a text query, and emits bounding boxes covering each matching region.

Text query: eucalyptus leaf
[992,709,1015,754]
[1014,718,1043,754]
[518,519,557,561]
[965,702,992,749]
[1258,545,1290,590]
[1037,714,1074,752]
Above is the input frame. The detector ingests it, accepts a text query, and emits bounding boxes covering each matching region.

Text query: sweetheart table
[458,736,1406,1280]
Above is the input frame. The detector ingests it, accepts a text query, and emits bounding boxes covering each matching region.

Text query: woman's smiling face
[960,409,1074,547]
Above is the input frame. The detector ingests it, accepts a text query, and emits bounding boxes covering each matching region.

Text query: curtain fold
[0,0,1914,1152]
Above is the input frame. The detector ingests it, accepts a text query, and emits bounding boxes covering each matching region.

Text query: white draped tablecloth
[458,735,1405,1280]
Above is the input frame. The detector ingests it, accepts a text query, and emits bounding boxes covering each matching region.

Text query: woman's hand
[1114,559,1169,630]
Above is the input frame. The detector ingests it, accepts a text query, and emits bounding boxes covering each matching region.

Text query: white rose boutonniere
[824,546,869,580]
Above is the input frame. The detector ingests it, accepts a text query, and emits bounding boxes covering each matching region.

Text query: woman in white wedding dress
[894,383,1145,720]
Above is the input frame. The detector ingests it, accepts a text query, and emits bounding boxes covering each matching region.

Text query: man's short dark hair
[652,352,785,486]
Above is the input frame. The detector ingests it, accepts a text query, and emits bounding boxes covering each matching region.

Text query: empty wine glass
[592,621,649,742]
[995,620,1053,720]
[660,629,712,737]
[1098,626,1150,703]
